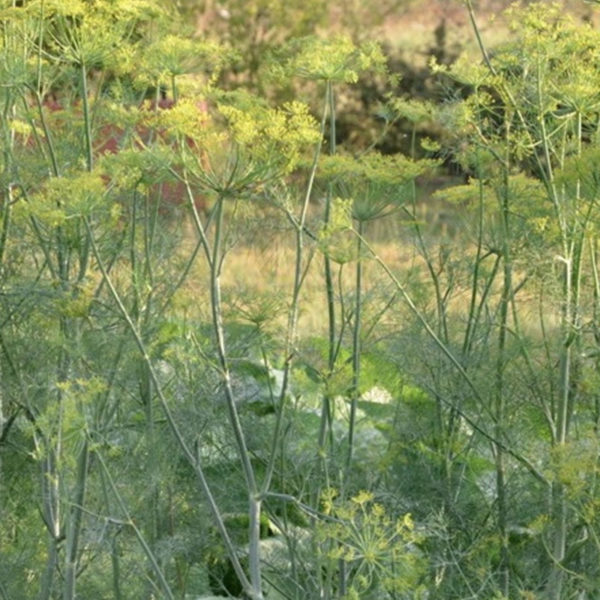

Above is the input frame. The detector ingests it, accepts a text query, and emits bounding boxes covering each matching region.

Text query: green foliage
[152,89,321,196]
[4,2,600,599]
[131,35,230,86]
[270,35,387,84]
[319,152,436,222]
[34,0,166,68]
[217,96,321,174]
[21,170,108,225]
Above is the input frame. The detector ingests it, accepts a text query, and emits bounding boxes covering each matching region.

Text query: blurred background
[170,0,596,158]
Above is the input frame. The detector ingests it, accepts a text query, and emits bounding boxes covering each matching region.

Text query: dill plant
[317,151,433,474]
[0,1,227,598]
[316,489,427,600]
[9,1,600,599]
[391,2,600,597]
[270,34,390,482]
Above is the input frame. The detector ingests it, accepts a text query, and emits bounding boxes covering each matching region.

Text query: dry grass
[175,210,418,336]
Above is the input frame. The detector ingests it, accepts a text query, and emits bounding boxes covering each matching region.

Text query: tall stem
[63,439,90,600]
[210,199,258,494]
[80,63,93,173]
[325,80,337,371]
[318,80,337,456]
[494,125,512,597]
[347,219,364,471]
[208,197,263,599]
[262,88,328,494]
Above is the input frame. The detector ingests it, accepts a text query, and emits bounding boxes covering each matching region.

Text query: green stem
[38,533,59,600]
[209,198,263,599]
[347,219,364,471]
[325,79,337,372]
[0,89,15,267]
[548,111,587,600]
[80,63,93,172]
[462,154,488,357]
[494,131,512,597]
[276,87,327,491]
[319,80,337,458]
[111,535,123,600]
[37,433,61,600]
[210,199,258,495]
[63,439,89,600]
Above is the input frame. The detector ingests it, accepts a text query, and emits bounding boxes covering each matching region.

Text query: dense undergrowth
[2,1,600,599]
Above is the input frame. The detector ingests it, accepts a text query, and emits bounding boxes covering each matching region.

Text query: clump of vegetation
[3,1,600,600]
